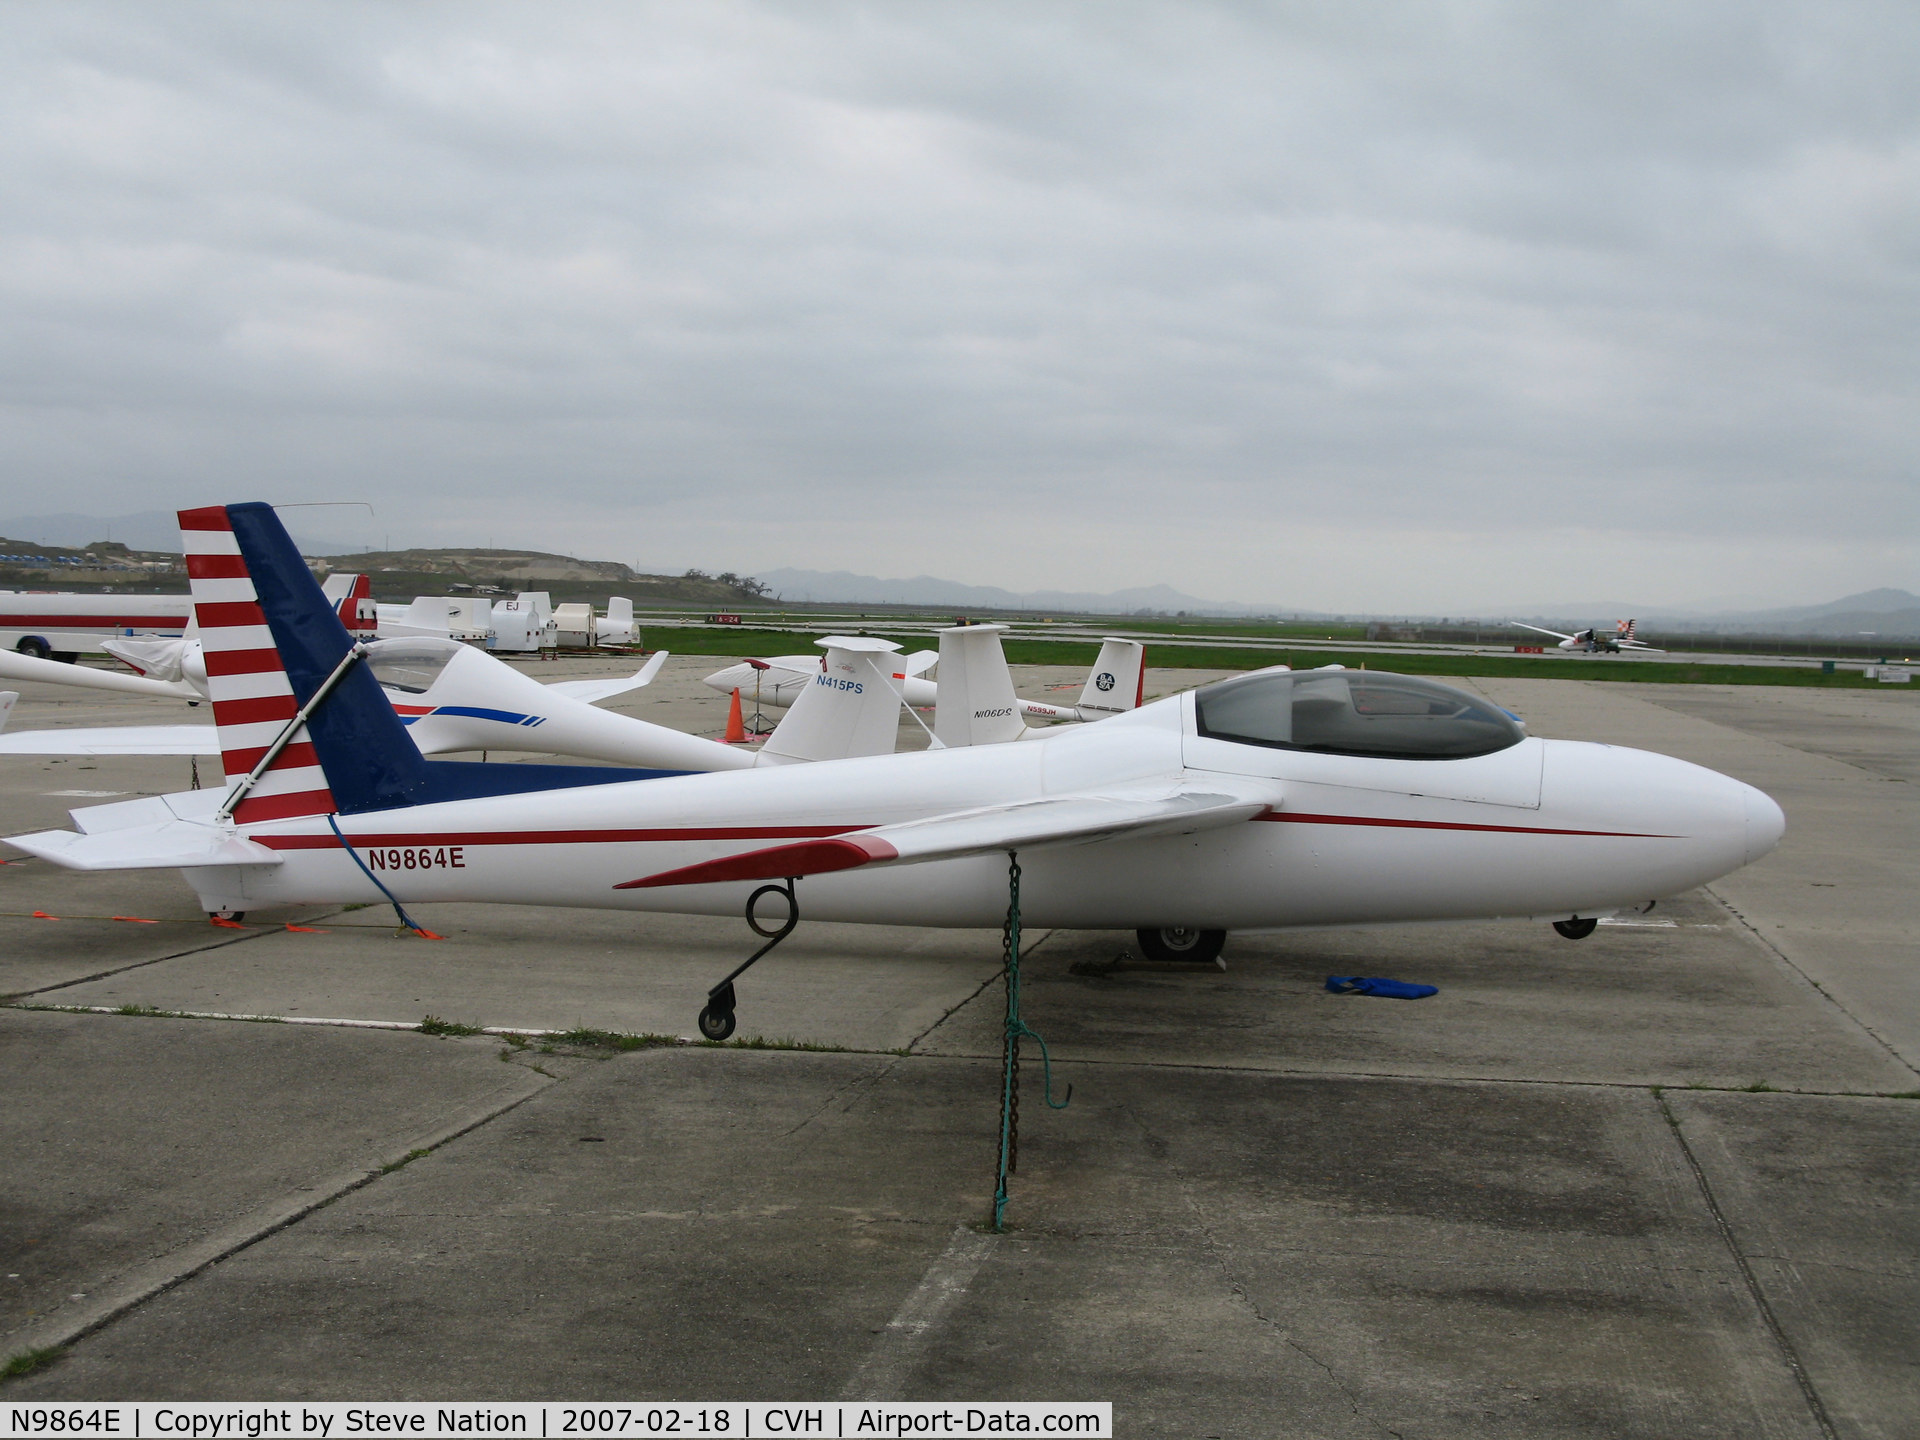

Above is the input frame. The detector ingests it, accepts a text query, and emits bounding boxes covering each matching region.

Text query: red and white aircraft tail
[320,573,377,639]
[181,505,341,823]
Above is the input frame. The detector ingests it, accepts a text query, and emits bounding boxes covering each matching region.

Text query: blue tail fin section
[226,502,441,814]
[223,503,685,814]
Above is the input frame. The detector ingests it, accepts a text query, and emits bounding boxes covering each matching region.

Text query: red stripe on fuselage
[243,813,1676,854]
[0,614,191,630]
[1259,812,1675,839]
[252,824,871,851]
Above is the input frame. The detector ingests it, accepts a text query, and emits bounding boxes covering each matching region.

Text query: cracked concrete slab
[4,1051,1848,1438]
[919,893,1911,1094]
[1472,678,1920,1078]
[34,905,1011,1052]
[1666,1091,1920,1440]
[0,1009,549,1352]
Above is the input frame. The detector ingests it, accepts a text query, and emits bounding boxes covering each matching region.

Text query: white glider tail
[757,637,917,764]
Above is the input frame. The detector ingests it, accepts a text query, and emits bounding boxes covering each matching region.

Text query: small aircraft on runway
[9,503,1786,1048]
[1510,619,1663,654]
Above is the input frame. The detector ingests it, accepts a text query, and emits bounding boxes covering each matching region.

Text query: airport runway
[1,658,1914,1436]
[646,613,1915,673]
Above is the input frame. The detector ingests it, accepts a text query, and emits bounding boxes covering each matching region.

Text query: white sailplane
[8,503,1786,1048]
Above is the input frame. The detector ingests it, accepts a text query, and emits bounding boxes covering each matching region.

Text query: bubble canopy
[1194,670,1526,761]
[364,639,465,695]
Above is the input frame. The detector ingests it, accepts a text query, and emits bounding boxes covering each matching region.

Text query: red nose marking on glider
[616,835,899,889]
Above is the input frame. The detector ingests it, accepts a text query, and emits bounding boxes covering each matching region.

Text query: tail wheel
[1136,927,1227,964]
[1553,918,1598,940]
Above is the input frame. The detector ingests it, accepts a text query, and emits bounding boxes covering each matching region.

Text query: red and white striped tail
[323,572,377,639]
[180,505,338,824]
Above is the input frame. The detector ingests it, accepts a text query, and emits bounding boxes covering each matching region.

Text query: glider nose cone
[1742,783,1786,865]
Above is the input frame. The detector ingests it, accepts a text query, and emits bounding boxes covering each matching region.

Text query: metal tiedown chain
[991,852,1070,1232]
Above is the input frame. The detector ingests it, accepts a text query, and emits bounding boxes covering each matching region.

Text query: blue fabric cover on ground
[1326,976,1439,999]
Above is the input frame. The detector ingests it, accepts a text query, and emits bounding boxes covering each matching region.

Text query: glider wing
[617,783,1277,889]
[543,650,669,704]
[0,724,221,756]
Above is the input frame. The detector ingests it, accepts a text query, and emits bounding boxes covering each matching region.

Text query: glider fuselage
[189,693,1778,933]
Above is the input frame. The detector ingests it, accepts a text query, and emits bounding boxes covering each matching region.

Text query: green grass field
[650,627,1893,688]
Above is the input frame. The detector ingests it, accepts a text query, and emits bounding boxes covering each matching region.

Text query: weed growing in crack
[2,1346,64,1381]
[419,1016,484,1037]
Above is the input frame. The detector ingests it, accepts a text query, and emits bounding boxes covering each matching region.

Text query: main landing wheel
[697,1004,736,1042]
[1136,927,1227,965]
[209,908,246,923]
[15,636,51,660]
[1553,918,1599,940]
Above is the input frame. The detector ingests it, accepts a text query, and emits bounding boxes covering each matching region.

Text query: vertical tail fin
[758,637,906,764]
[320,573,377,639]
[183,503,438,821]
[933,624,1028,748]
[599,597,636,646]
[1075,638,1146,719]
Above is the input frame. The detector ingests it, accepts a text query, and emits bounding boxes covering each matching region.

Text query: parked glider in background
[1,592,191,661]
[704,649,938,710]
[1510,620,1663,654]
[10,502,1784,1051]
[0,645,198,699]
[703,633,1145,728]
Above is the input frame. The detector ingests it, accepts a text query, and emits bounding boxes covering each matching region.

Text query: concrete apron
[3,1045,1908,1440]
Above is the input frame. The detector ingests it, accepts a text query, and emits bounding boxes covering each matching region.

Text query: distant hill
[756,568,1309,617]
[304,549,770,607]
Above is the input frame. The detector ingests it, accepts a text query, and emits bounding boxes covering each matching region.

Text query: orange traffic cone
[723,688,748,743]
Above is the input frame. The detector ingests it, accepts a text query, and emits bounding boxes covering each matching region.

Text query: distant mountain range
[755,568,1301,617]
[5,515,1912,636]
[763,571,1920,635]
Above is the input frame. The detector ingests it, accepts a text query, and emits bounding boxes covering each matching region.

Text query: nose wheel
[1135,927,1227,965]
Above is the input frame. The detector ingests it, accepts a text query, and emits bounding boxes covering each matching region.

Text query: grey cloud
[1,1,1914,610]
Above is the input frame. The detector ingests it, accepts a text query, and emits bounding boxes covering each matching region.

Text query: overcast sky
[3,2,1915,611]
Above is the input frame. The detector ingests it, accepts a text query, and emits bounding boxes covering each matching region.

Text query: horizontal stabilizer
[617,783,1276,889]
[8,821,284,871]
[543,650,668,704]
